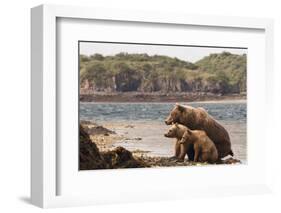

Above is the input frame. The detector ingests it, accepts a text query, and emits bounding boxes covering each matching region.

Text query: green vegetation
[80,51,246,94]
[195,52,247,93]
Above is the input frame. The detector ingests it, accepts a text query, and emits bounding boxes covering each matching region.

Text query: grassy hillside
[195,52,247,93]
[80,51,247,95]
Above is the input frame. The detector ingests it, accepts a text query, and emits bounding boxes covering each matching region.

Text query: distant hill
[195,52,247,93]
[80,51,247,95]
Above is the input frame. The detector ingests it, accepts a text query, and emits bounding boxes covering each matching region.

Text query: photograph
[25,2,277,210]
[78,41,247,170]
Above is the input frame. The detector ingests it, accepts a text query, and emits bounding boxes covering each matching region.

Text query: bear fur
[165,104,233,159]
[164,123,195,161]
[180,127,218,163]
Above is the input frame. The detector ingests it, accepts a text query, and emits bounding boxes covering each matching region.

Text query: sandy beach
[81,119,246,164]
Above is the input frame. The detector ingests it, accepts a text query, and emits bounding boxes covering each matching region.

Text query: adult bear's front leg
[186,143,195,161]
[194,145,200,162]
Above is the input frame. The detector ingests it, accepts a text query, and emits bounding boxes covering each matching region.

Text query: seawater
[80,101,246,123]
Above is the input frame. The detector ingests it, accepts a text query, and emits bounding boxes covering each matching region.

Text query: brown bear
[165,104,233,159]
[179,127,218,163]
[164,123,194,161]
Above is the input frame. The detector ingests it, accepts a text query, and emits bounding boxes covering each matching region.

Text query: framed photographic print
[31,4,274,208]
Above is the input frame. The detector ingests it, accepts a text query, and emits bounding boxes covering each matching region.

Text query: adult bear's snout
[165,119,172,125]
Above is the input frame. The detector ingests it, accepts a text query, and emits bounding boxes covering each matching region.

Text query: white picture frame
[31,4,274,208]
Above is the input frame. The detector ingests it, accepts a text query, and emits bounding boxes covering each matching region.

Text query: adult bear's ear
[176,104,185,112]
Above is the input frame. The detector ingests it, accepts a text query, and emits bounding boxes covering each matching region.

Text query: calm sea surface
[80,101,247,162]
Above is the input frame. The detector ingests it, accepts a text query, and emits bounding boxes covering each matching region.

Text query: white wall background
[0,0,280,212]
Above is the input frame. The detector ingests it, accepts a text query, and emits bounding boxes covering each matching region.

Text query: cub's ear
[176,104,185,112]
[174,122,179,127]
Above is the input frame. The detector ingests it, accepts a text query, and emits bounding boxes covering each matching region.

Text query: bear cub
[165,123,218,163]
[164,123,194,161]
[180,127,218,163]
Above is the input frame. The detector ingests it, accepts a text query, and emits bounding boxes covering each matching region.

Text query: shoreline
[80,99,247,105]
[80,92,246,103]
[80,121,242,169]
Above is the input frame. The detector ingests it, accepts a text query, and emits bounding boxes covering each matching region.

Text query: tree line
[80,51,247,95]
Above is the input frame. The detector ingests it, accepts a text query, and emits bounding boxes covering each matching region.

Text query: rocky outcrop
[79,124,107,170]
[83,125,116,136]
[102,147,147,169]
[79,124,146,170]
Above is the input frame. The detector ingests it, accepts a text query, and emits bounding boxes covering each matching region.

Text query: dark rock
[124,125,135,128]
[80,120,97,125]
[125,137,142,141]
[102,147,147,169]
[219,157,241,164]
[79,125,147,170]
[79,124,107,170]
[86,125,116,135]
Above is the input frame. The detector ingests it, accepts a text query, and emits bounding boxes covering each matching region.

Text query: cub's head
[165,103,186,125]
[181,129,193,143]
[164,123,185,138]
[164,123,178,138]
